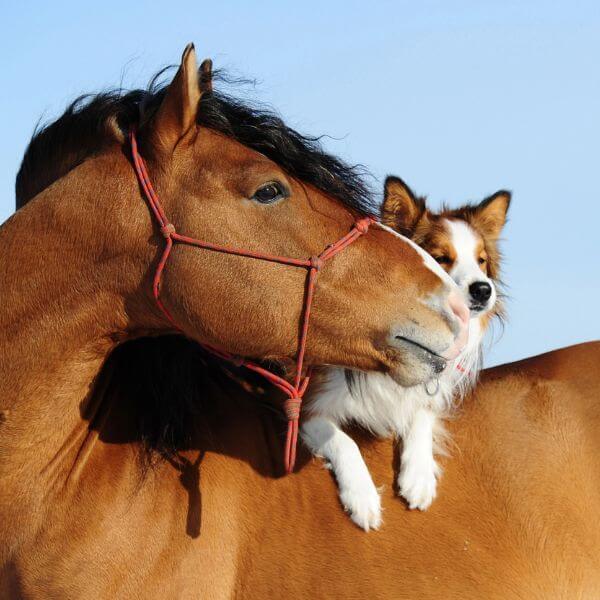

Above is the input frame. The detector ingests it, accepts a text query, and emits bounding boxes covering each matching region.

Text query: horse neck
[0,151,153,465]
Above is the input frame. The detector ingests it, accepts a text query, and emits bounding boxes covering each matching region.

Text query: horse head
[114,45,468,385]
[11,44,468,387]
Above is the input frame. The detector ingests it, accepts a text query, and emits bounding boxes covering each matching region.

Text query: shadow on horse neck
[82,335,302,538]
[84,336,291,473]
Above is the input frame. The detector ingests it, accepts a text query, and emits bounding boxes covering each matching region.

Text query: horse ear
[150,43,201,153]
[199,59,213,93]
[381,176,426,235]
[472,190,511,240]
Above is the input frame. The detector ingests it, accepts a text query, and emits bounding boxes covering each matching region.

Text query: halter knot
[160,223,176,238]
[354,217,372,234]
[283,397,302,421]
[309,256,324,271]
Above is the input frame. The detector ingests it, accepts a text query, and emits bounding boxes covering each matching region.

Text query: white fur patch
[302,417,382,531]
[398,408,440,510]
[444,219,497,311]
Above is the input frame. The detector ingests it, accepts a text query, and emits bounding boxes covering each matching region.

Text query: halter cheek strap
[129,130,372,473]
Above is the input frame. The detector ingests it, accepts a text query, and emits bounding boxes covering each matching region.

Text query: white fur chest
[307,318,483,438]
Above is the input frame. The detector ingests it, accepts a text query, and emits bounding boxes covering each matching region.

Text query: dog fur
[302,176,510,530]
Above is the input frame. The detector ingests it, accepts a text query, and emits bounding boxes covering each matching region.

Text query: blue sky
[1,1,598,366]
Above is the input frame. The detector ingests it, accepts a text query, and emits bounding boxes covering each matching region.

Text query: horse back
[3,342,600,599]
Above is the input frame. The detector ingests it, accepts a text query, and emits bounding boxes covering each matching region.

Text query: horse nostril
[469,281,492,302]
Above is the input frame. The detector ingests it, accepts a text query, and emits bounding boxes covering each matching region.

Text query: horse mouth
[394,336,447,375]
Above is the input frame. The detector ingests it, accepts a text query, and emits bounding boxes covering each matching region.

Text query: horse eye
[435,255,451,265]
[252,182,287,204]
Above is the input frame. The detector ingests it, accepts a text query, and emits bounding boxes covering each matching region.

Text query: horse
[0,44,470,597]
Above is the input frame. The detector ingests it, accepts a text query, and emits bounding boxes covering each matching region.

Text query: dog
[301,176,510,531]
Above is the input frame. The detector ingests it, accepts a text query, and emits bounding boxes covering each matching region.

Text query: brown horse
[0,45,471,596]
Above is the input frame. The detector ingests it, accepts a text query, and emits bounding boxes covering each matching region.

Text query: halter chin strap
[129,130,372,473]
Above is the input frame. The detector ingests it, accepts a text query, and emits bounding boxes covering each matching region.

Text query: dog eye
[434,255,451,265]
[252,181,288,204]
[478,257,487,265]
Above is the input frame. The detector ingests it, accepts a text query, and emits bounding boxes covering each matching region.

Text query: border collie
[302,176,510,531]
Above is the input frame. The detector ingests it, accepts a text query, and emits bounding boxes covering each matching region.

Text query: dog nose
[469,281,492,303]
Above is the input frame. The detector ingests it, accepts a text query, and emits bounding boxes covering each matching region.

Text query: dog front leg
[302,417,381,531]
[397,408,440,510]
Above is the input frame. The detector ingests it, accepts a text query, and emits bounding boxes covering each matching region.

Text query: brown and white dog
[302,177,510,531]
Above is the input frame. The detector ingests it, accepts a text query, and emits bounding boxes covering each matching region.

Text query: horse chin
[387,347,447,388]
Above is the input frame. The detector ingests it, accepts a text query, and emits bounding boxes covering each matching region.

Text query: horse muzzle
[386,288,469,386]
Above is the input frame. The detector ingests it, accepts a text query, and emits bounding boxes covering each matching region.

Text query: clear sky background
[1,1,598,366]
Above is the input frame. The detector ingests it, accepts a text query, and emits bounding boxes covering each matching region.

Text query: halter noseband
[129,130,372,473]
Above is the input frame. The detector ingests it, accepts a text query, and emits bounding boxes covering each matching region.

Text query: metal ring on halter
[424,378,440,396]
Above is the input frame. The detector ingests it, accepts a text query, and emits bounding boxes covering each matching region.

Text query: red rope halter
[129,130,372,473]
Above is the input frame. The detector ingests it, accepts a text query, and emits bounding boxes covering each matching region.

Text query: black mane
[16,70,375,215]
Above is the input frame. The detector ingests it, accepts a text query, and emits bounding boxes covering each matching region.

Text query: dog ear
[381,176,427,236]
[472,191,511,240]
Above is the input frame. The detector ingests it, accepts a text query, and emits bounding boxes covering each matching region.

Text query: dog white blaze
[445,219,497,311]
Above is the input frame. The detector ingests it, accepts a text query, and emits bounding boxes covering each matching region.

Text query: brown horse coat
[2,342,598,599]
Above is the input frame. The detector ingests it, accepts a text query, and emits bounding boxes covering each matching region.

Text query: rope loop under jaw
[424,378,440,396]
[129,130,373,474]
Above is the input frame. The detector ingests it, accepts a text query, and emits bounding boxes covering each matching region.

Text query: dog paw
[398,458,439,511]
[339,477,382,531]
